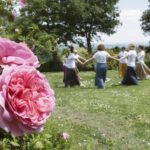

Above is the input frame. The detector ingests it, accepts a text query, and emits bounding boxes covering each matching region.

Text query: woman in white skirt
[136,45,150,80]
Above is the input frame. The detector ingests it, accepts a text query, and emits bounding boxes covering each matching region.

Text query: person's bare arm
[119,55,128,61]
[78,56,86,61]
[108,55,119,61]
[76,59,84,65]
[114,54,119,59]
[83,57,94,65]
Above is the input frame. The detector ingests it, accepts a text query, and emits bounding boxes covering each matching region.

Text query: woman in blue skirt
[84,44,117,88]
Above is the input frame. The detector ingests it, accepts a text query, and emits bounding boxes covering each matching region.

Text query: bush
[75,48,95,71]
[106,49,118,70]
[145,46,150,53]
[145,53,150,67]
[0,120,71,150]
[39,50,62,72]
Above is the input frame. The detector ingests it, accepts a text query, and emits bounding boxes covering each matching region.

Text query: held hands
[80,60,88,65]
[115,58,120,61]
[78,57,93,65]
[78,59,88,65]
[112,56,119,61]
[83,60,88,65]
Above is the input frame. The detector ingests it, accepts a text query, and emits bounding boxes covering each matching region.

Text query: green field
[43,71,150,150]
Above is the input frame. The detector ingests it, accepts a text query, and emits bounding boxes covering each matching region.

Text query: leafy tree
[141,0,150,35]
[0,0,57,64]
[19,0,120,52]
[60,0,120,52]
[8,18,56,64]
[0,0,17,36]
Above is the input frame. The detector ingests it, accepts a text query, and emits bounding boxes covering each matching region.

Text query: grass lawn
[44,71,150,150]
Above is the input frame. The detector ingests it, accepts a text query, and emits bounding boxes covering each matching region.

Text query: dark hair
[97,44,105,51]
[121,47,126,50]
[69,46,74,53]
[138,45,144,50]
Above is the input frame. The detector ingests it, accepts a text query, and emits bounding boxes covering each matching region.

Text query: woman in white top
[64,46,83,87]
[121,44,138,85]
[117,47,128,78]
[84,44,117,88]
[136,45,150,79]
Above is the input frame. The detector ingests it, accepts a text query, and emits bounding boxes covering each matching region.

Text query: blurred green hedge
[39,48,119,72]
[39,47,150,72]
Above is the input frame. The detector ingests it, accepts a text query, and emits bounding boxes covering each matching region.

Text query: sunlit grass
[45,71,150,150]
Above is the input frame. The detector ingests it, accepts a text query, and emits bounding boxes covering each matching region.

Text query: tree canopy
[141,0,150,35]
[18,0,120,52]
[0,0,57,64]
[0,0,120,64]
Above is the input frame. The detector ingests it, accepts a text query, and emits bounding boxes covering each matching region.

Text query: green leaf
[35,141,44,149]
[10,141,20,147]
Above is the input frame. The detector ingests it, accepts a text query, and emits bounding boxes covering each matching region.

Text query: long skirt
[64,67,80,87]
[118,63,127,78]
[95,63,107,88]
[121,66,138,85]
[63,65,67,83]
[136,63,150,80]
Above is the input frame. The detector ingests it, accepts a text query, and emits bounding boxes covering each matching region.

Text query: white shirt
[118,51,127,64]
[93,51,110,63]
[75,54,79,59]
[65,53,77,69]
[137,50,145,64]
[127,50,137,67]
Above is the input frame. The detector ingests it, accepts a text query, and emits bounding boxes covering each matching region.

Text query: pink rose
[62,132,70,140]
[0,38,39,67]
[0,66,55,136]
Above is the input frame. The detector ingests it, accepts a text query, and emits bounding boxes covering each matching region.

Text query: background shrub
[39,50,62,72]
[0,120,71,150]
[107,49,119,70]
[145,53,150,67]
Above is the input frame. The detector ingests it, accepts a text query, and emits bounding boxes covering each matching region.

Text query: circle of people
[62,43,150,88]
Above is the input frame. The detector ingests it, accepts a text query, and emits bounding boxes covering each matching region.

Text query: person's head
[127,43,136,51]
[97,44,105,51]
[138,45,144,51]
[69,46,74,53]
[121,47,126,51]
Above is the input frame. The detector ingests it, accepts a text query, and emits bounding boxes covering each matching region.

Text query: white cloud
[120,9,142,19]
[102,9,149,45]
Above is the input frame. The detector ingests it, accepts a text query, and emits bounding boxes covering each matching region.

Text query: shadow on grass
[54,85,97,90]
[110,84,122,87]
[54,82,138,89]
[108,83,139,89]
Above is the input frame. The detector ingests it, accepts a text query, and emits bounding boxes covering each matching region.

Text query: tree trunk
[86,34,92,53]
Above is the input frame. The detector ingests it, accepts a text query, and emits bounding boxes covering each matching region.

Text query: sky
[101,0,150,45]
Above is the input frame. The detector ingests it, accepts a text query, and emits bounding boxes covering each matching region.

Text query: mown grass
[44,71,150,150]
